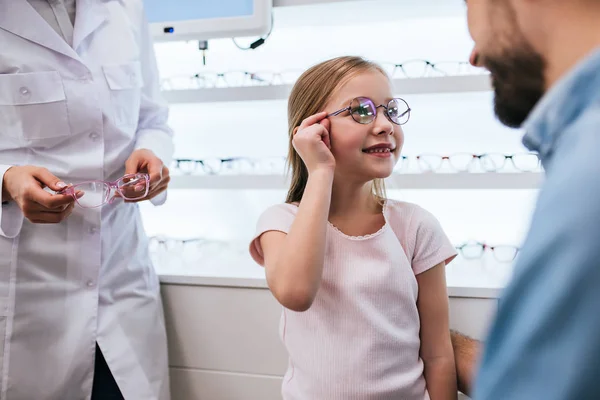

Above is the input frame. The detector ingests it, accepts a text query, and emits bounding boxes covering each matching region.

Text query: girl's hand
[292,112,335,174]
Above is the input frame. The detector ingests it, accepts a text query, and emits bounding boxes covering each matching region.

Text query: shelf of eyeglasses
[148,236,514,295]
[167,172,542,190]
[149,237,249,268]
[153,249,510,297]
[161,74,492,104]
[171,153,541,176]
[149,237,267,288]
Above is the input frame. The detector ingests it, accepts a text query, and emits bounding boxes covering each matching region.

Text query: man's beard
[483,45,546,128]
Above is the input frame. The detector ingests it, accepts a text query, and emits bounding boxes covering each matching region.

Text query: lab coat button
[86,280,95,288]
[19,87,30,97]
[89,132,100,141]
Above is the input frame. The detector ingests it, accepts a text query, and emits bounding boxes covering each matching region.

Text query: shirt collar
[522,46,600,159]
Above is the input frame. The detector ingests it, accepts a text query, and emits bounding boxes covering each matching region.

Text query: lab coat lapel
[72,0,110,52]
[0,0,80,61]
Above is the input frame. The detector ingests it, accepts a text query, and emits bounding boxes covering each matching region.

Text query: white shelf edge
[169,172,543,190]
[159,274,268,289]
[158,274,503,298]
[163,75,492,104]
[385,172,543,190]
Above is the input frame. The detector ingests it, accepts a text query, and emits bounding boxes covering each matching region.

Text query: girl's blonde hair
[286,56,389,204]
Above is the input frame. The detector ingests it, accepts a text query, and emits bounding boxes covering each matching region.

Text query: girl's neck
[329,180,381,218]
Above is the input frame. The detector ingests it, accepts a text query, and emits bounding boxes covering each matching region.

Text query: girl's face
[325,71,405,183]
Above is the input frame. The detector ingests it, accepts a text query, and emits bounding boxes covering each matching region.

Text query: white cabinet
[170,368,282,400]
[161,282,497,400]
[449,297,497,341]
[162,285,287,375]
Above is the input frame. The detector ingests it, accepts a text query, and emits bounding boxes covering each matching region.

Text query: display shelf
[162,75,492,104]
[157,254,509,299]
[169,172,542,190]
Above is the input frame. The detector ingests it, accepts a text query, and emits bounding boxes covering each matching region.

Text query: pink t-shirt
[250,199,457,400]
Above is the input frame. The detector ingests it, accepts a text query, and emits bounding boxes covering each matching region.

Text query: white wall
[140,2,539,271]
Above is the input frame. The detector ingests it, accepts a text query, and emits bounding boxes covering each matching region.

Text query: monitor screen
[144,0,255,24]
[144,0,271,42]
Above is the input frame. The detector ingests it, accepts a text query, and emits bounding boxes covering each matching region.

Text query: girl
[250,56,458,400]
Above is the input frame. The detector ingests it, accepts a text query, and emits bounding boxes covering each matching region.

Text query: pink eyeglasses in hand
[57,173,150,208]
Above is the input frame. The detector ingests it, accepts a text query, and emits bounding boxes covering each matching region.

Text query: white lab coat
[0,1,173,399]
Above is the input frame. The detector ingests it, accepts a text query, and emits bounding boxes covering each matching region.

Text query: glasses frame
[327,97,411,126]
[416,153,480,172]
[456,241,520,263]
[416,152,541,173]
[479,152,541,172]
[173,157,260,175]
[381,59,486,79]
[382,59,445,78]
[58,173,150,208]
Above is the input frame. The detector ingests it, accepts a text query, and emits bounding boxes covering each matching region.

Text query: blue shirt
[474,47,600,400]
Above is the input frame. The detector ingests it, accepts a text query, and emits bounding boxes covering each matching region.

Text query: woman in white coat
[0,1,173,399]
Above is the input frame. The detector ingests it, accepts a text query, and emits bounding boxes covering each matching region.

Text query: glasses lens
[175,160,196,175]
[198,72,219,88]
[219,158,239,175]
[449,153,476,172]
[387,98,410,125]
[202,158,224,175]
[118,174,149,200]
[459,243,485,259]
[480,153,507,172]
[380,63,399,79]
[223,71,250,87]
[492,245,519,263]
[161,76,195,90]
[417,154,443,172]
[232,158,256,174]
[393,155,409,173]
[193,73,218,89]
[431,61,476,76]
[350,97,376,124]
[258,157,286,174]
[512,153,540,171]
[73,182,110,208]
[249,72,274,85]
[400,60,429,78]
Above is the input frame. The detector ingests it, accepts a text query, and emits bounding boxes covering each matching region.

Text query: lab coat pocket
[0,71,70,143]
[102,61,144,128]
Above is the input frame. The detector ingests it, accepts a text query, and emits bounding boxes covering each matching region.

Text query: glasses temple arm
[327,107,350,118]
[398,108,411,118]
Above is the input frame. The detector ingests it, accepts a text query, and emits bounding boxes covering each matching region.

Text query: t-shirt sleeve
[249,203,297,266]
[410,206,457,275]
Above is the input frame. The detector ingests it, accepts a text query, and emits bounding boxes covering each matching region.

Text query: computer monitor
[144,0,272,42]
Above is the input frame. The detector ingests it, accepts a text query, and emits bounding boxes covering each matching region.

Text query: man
[451,331,480,397]
[455,0,600,399]
[0,1,172,399]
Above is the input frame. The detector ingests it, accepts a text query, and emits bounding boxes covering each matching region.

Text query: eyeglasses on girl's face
[327,96,411,126]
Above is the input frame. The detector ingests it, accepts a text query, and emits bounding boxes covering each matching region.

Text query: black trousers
[91,344,125,400]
